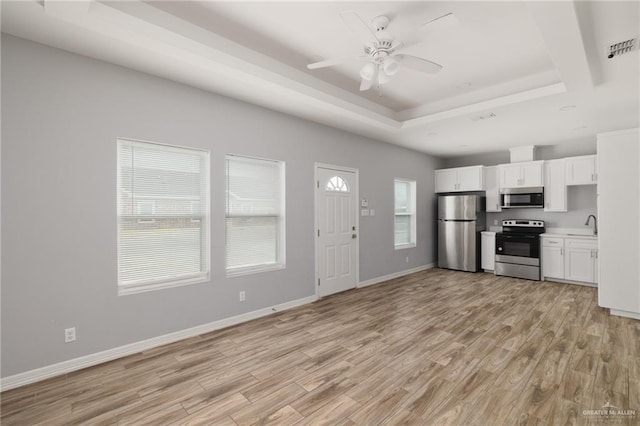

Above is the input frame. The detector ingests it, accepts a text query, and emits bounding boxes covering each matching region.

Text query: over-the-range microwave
[500,187,544,209]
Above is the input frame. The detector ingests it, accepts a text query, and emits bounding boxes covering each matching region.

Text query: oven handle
[497,234,538,239]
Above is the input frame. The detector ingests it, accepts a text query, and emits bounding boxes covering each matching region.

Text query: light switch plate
[370,209,376,216]
[361,209,370,216]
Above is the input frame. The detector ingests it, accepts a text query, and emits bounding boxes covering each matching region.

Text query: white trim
[119,274,210,296]
[394,178,417,248]
[394,243,417,251]
[224,155,286,274]
[358,263,435,288]
[226,263,285,278]
[542,277,597,288]
[0,295,316,392]
[609,309,640,320]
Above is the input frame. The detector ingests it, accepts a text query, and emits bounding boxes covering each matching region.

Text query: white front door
[316,165,358,298]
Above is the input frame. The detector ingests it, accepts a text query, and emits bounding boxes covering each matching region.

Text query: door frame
[314,162,360,299]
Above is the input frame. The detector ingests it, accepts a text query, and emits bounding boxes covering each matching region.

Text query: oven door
[495,233,540,259]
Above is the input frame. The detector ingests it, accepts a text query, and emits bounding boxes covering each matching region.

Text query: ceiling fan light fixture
[383,57,400,76]
[360,62,376,80]
[378,68,390,84]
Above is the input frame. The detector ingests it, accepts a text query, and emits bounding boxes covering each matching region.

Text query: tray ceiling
[2,1,639,156]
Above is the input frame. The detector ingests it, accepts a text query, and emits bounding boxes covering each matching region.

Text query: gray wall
[442,139,597,168]
[1,35,442,377]
[442,139,598,230]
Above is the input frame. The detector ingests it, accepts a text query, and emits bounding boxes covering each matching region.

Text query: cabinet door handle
[496,203,499,210]
[591,173,594,181]
[560,248,563,255]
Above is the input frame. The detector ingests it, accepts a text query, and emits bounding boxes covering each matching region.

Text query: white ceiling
[2,1,639,157]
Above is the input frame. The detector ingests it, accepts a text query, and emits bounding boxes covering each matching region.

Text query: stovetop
[500,219,545,235]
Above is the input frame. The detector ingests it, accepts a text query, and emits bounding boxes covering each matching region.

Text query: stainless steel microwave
[500,187,544,209]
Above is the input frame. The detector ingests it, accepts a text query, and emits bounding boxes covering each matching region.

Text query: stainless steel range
[495,219,545,280]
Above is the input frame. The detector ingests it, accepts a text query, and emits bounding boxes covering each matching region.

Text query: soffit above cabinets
[2,1,639,156]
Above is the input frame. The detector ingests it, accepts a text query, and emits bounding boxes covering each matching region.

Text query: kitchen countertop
[540,233,598,240]
[540,227,597,239]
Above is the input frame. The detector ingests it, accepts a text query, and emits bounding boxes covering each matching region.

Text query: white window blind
[394,179,416,248]
[226,155,285,275]
[117,139,209,294]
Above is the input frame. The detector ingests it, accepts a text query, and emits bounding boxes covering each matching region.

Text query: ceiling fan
[307,10,454,92]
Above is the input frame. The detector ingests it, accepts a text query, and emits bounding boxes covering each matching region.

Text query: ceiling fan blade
[401,12,456,48]
[396,54,443,74]
[339,10,379,46]
[360,76,374,91]
[307,55,367,69]
[391,40,404,52]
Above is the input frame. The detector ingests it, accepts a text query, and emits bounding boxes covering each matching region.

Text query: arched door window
[325,176,349,192]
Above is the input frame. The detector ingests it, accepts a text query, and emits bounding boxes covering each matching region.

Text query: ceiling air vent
[607,37,638,58]
[470,112,496,122]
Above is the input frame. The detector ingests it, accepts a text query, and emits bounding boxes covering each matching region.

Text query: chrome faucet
[585,214,598,236]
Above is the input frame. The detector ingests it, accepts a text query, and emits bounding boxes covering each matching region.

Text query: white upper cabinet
[499,161,543,188]
[435,169,458,193]
[565,155,597,185]
[544,159,567,212]
[435,166,483,193]
[484,166,501,212]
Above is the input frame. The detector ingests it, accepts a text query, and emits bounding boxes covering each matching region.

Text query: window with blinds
[226,155,285,275]
[117,139,210,295]
[394,178,417,248]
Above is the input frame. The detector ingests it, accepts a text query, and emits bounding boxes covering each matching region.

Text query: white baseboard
[610,308,640,320]
[0,295,317,392]
[358,263,435,288]
[1,264,438,391]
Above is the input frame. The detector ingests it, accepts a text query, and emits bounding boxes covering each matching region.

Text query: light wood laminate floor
[2,268,639,425]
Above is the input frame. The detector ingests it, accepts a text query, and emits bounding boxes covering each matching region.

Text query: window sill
[395,243,416,251]
[226,263,285,278]
[118,274,209,296]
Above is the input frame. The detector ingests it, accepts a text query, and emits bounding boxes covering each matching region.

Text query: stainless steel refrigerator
[437,195,485,272]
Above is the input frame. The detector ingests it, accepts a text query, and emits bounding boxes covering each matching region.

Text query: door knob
[352,234,357,239]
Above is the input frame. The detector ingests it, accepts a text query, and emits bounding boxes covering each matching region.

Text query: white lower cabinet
[541,235,597,285]
[541,237,564,279]
[481,232,495,271]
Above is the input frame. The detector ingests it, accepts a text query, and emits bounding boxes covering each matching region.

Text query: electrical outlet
[239,291,246,302]
[64,327,76,343]
[494,220,499,225]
